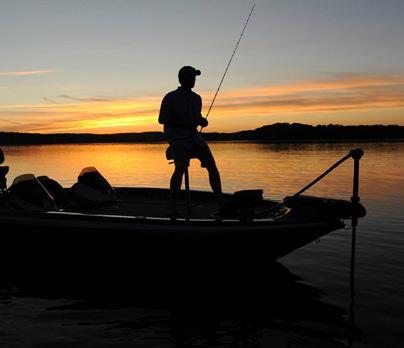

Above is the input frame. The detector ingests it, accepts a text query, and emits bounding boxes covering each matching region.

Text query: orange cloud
[0,69,58,77]
[217,74,404,99]
[1,73,404,133]
[202,74,404,123]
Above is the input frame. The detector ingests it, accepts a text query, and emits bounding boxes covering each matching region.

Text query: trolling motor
[0,148,9,192]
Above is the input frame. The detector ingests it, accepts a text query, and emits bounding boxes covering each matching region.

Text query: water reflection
[3,142,404,203]
[1,262,357,347]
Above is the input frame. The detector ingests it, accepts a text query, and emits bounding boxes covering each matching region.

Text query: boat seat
[70,167,117,207]
[219,190,263,221]
[165,145,198,166]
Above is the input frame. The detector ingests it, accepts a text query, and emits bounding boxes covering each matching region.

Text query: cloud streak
[202,74,404,119]
[0,69,58,77]
[1,73,404,133]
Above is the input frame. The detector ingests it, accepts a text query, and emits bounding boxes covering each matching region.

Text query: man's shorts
[170,141,216,168]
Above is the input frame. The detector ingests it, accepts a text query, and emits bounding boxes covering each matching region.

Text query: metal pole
[348,218,357,347]
[351,149,363,205]
[349,148,363,342]
[349,148,363,300]
[184,167,191,216]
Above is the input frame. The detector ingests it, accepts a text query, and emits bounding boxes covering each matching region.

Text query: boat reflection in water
[2,259,358,347]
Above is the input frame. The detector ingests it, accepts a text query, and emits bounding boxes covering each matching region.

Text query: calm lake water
[1,142,404,347]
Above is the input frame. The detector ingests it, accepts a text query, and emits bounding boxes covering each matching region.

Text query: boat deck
[73,187,276,220]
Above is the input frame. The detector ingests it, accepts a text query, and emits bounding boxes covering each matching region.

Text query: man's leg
[198,145,226,208]
[170,164,187,214]
[206,163,222,197]
[169,143,189,216]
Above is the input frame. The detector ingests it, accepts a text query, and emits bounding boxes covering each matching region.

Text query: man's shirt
[159,87,206,148]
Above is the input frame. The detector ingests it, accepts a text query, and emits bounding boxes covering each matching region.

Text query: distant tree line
[1,123,403,145]
[204,123,404,142]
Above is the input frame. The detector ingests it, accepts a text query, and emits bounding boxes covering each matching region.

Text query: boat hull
[0,207,343,281]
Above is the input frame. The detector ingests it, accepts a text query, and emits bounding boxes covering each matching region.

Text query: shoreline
[1,138,404,146]
[2,123,404,146]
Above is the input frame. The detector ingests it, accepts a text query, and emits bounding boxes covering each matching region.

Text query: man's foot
[209,196,229,220]
[168,203,181,220]
[217,195,229,213]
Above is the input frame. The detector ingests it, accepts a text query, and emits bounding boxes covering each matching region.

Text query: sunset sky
[1,0,404,134]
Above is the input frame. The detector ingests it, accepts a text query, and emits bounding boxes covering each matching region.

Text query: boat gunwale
[0,186,348,230]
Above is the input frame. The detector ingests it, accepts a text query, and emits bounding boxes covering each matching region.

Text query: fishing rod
[200,2,256,132]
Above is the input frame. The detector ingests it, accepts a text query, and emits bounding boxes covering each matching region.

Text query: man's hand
[198,117,208,128]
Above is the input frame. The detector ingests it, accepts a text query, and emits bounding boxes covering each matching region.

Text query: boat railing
[265,148,364,214]
[287,148,363,205]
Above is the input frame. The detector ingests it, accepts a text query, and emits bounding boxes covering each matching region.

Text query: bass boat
[0,149,366,278]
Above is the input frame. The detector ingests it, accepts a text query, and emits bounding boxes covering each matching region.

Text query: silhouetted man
[159,66,223,216]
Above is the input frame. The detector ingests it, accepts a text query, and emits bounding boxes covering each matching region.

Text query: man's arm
[159,94,188,127]
[158,94,171,125]
[196,95,208,128]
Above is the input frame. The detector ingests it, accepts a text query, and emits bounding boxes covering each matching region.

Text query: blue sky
[1,0,404,133]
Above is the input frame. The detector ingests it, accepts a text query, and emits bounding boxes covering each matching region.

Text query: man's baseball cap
[178,66,201,79]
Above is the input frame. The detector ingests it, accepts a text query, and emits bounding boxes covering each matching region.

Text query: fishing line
[201,2,256,131]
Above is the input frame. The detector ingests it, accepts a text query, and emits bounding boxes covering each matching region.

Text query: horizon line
[0,122,402,136]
